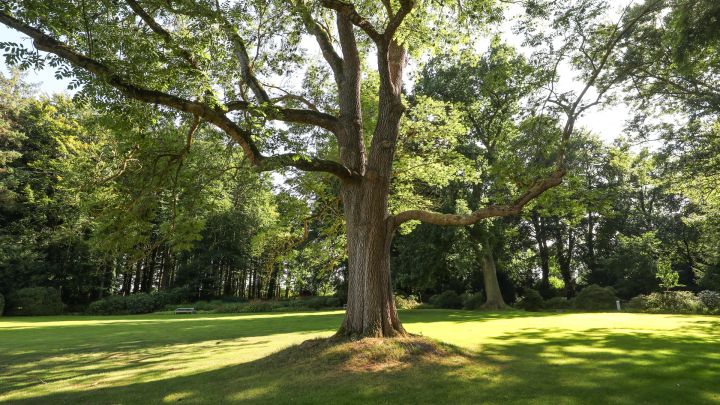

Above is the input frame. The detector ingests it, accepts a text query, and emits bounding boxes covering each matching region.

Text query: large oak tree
[0,0,657,336]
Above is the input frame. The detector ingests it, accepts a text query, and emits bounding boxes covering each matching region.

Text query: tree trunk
[556,226,576,298]
[531,211,551,296]
[338,179,406,338]
[480,241,508,309]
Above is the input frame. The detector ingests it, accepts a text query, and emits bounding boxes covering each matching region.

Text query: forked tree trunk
[335,37,407,338]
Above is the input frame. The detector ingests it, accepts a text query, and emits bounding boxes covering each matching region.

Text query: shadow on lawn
[1,310,545,355]
[0,310,542,397]
[7,317,719,405]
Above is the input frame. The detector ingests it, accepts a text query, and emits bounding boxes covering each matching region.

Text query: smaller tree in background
[656,257,683,292]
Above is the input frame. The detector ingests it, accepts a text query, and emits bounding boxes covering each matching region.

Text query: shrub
[87,295,128,315]
[151,288,192,308]
[213,303,248,313]
[461,292,485,310]
[544,296,572,310]
[7,287,64,316]
[516,289,544,311]
[89,293,171,315]
[191,300,224,311]
[626,294,649,311]
[0,293,4,316]
[643,291,703,314]
[394,294,421,309]
[698,290,720,313]
[299,296,341,310]
[574,284,617,311]
[124,293,156,314]
[428,291,463,309]
[241,300,283,313]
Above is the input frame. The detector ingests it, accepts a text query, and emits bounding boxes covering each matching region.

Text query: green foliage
[697,291,720,313]
[656,257,683,291]
[87,292,185,315]
[516,289,544,312]
[292,296,342,310]
[214,297,342,313]
[6,287,64,316]
[461,292,485,310]
[394,295,421,310]
[234,301,283,313]
[544,296,572,310]
[87,296,127,315]
[574,285,617,311]
[0,293,4,316]
[428,291,463,309]
[631,292,703,314]
[598,232,661,299]
[123,294,157,314]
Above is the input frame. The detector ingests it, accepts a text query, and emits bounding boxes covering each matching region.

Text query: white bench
[174,307,196,314]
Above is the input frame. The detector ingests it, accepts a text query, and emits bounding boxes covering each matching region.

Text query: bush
[642,291,703,314]
[574,284,617,311]
[87,295,127,315]
[428,291,463,309]
[544,296,572,310]
[697,290,720,313]
[89,293,170,315]
[0,293,4,316]
[151,288,192,308]
[213,303,248,313]
[7,287,64,316]
[626,294,649,311]
[214,296,341,313]
[124,294,156,314]
[516,289,544,311]
[461,292,485,310]
[299,296,341,310]
[242,300,282,313]
[191,300,224,311]
[394,294,421,309]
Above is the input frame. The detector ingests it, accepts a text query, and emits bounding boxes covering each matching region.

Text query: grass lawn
[1,310,718,404]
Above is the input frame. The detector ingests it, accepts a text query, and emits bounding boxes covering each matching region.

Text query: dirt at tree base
[266,335,471,373]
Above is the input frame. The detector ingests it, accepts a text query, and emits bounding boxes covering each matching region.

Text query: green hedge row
[86,294,344,315]
[87,289,190,315]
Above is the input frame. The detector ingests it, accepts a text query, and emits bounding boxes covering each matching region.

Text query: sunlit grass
[1,310,718,404]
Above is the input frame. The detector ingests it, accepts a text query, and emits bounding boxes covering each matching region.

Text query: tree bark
[338,182,405,337]
[480,240,508,309]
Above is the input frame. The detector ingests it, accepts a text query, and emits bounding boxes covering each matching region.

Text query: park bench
[174,307,196,314]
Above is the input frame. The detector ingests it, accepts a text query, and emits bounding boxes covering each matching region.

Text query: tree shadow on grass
[0,309,544,398]
[5,318,719,405]
[0,309,547,358]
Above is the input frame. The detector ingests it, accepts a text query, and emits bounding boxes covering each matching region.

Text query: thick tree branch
[320,0,382,42]
[225,100,340,132]
[0,11,354,180]
[384,0,414,40]
[124,0,200,70]
[393,169,566,227]
[292,0,345,81]
[221,22,271,103]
